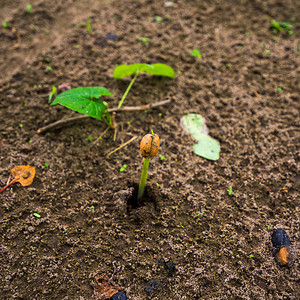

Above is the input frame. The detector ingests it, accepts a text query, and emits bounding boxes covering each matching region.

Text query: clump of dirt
[0,0,299,299]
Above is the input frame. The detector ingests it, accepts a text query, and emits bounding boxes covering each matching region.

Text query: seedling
[113,63,175,108]
[50,87,114,126]
[137,132,160,200]
[120,164,127,172]
[48,85,57,103]
[26,4,32,13]
[137,37,150,44]
[33,213,41,218]
[190,49,202,58]
[271,20,293,35]
[228,187,233,195]
[86,17,92,34]
[2,19,9,28]
[155,16,163,23]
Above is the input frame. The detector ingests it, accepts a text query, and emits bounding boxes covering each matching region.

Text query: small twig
[10,27,21,50]
[93,126,110,144]
[37,99,172,134]
[106,136,137,158]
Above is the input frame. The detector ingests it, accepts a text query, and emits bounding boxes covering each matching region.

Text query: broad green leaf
[51,87,113,120]
[181,113,220,161]
[193,134,220,161]
[113,63,175,79]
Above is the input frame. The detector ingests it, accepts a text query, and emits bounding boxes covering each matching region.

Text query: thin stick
[93,126,110,144]
[118,71,140,108]
[37,99,171,134]
[106,136,137,158]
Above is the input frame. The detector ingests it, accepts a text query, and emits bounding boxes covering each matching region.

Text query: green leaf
[190,49,202,58]
[51,87,113,120]
[113,63,175,79]
[181,113,220,161]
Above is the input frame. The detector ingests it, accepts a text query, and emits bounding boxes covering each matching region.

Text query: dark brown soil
[0,0,299,299]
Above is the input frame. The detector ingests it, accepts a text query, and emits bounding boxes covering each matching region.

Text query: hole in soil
[126,183,158,213]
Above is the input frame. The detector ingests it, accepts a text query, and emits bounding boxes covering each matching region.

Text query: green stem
[137,158,150,200]
[118,71,140,108]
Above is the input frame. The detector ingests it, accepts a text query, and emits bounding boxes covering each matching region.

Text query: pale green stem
[137,158,150,200]
[118,71,140,108]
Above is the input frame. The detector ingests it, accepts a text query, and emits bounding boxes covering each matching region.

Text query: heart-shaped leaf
[113,63,175,79]
[51,87,113,120]
[181,113,220,161]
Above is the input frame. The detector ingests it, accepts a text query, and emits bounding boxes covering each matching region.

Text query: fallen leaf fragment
[0,165,36,193]
[94,274,120,300]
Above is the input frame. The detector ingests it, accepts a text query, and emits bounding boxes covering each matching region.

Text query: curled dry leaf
[94,274,120,300]
[0,165,36,193]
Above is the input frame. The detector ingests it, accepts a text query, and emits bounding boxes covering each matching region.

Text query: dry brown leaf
[0,165,36,193]
[94,274,119,300]
[11,165,36,186]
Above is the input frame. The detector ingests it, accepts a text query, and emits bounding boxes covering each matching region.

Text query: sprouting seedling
[48,85,57,103]
[137,132,160,200]
[271,20,293,35]
[86,17,92,34]
[137,37,150,44]
[190,49,202,58]
[0,165,36,193]
[26,4,32,13]
[50,87,114,127]
[113,63,175,108]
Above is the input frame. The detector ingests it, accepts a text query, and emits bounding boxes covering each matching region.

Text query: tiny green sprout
[87,135,93,142]
[34,84,37,89]
[267,225,270,230]
[45,57,51,63]
[90,205,95,211]
[271,20,293,35]
[19,124,23,128]
[158,113,162,117]
[64,228,67,232]
[2,19,8,28]
[238,45,243,49]
[228,187,233,196]
[265,50,271,54]
[155,16,163,23]
[177,70,182,75]
[138,133,160,200]
[120,164,127,172]
[24,103,28,107]
[29,140,33,144]
[277,87,282,92]
[86,17,92,33]
[46,66,53,71]
[33,25,38,30]
[44,29,50,34]
[26,4,32,13]
[190,49,202,58]
[44,163,49,167]
[75,44,80,49]
[245,32,250,37]
[144,110,148,113]
[249,254,254,258]
[180,222,185,228]
[33,213,41,218]
[48,85,57,103]
[127,121,131,125]
[226,63,232,69]
[138,37,150,44]
[160,155,165,161]
[156,182,159,186]
[193,212,206,218]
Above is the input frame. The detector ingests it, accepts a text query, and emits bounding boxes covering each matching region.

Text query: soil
[0,0,299,299]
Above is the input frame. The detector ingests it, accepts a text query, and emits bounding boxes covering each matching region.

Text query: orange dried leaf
[94,274,119,300]
[11,165,36,186]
